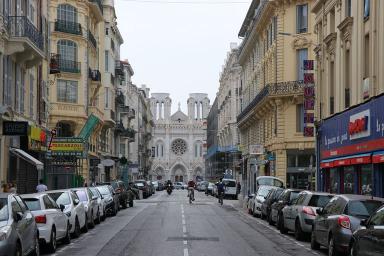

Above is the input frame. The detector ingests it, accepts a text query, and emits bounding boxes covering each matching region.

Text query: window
[24,198,41,211]
[29,73,34,118]
[57,4,77,23]
[330,61,335,114]
[346,0,352,17]
[297,48,308,81]
[323,197,345,214]
[57,80,78,103]
[308,195,333,208]
[296,104,304,132]
[360,165,373,195]
[364,0,370,19]
[14,196,27,212]
[296,4,308,33]
[345,50,350,108]
[364,35,370,79]
[105,87,109,108]
[369,207,384,226]
[343,166,355,194]
[105,51,109,72]
[57,40,77,61]
[347,200,382,218]
[329,168,338,193]
[11,197,23,214]
[43,195,55,209]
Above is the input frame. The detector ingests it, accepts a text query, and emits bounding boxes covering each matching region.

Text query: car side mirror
[74,199,80,205]
[13,212,23,222]
[60,204,65,212]
[316,208,323,215]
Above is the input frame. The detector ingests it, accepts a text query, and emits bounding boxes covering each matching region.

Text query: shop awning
[373,151,384,163]
[320,153,372,168]
[10,148,44,171]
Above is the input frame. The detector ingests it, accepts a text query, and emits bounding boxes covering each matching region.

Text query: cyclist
[187,180,196,201]
[216,178,225,204]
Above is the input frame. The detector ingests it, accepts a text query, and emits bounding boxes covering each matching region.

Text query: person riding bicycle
[187,180,195,201]
[216,179,226,201]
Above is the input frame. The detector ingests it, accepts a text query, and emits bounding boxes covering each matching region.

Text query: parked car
[222,179,238,199]
[147,181,155,195]
[135,180,151,198]
[89,187,106,221]
[270,188,302,229]
[47,189,87,237]
[181,183,188,190]
[72,187,99,229]
[249,185,275,217]
[198,181,208,192]
[152,181,159,191]
[261,187,284,222]
[311,194,384,255]
[174,182,183,190]
[22,193,71,252]
[280,191,333,240]
[205,182,214,195]
[0,193,40,256]
[111,180,134,207]
[349,204,384,256]
[96,185,119,216]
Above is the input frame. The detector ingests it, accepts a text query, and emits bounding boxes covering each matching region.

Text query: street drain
[167,236,219,242]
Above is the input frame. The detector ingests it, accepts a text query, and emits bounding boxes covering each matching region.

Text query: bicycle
[218,191,224,205]
[188,187,194,204]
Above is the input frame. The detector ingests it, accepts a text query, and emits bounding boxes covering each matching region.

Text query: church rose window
[171,139,187,156]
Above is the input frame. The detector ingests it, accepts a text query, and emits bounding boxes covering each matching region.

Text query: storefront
[317,94,384,197]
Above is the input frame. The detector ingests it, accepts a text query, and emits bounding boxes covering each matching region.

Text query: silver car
[250,185,274,217]
[72,188,99,229]
[281,191,333,240]
[311,194,384,255]
[0,193,40,256]
[89,187,105,222]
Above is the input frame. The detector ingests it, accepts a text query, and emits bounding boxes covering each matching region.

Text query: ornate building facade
[150,93,209,182]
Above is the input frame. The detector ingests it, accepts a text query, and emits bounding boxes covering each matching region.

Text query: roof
[21,193,45,198]
[171,110,188,122]
[338,194,384,201]
[238,0,260,37]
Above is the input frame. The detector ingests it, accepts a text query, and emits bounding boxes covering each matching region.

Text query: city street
[47,190,326,256]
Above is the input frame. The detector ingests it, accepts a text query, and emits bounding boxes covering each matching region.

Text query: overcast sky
[115,0,251,113]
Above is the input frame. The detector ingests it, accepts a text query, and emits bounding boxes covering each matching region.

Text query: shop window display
[329,168,338,193]
[343,166,355,194]
[360,165,373,195]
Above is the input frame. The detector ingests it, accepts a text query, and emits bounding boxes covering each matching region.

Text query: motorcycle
[166,184,173,195]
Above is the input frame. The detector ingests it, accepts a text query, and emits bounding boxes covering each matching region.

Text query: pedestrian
[237,182,241,194]
[36,179,48,193]
[8,183,17,193]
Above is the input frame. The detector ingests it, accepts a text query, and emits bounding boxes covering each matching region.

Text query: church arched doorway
[171,164,187,183]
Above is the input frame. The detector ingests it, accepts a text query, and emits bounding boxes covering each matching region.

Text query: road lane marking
[183,225,187,233]
[183,240,188,245]
[184,248,189,256]
[182,219,186,225]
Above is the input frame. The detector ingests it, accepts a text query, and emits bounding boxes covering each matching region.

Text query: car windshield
[23,198,41,211]
[223,180,236,187]
[90,188,99,197]
[308,195,333,208]
[75,190,88,202]
[49,192,71,205]
[0,198,9,221]
[273,189,284,200]
[97,186,110,196]
[136,183,144,187]
[347,200,383,218]
[257,187,272,197]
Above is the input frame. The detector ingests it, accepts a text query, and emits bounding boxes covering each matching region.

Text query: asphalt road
[47,190,327,256]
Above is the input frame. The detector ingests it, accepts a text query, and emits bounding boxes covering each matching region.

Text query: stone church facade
[150,93,210,182]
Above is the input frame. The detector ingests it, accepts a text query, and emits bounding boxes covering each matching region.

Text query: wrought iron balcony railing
[115,60,124,76]
[50,54,81,73]
[54,19,82,35]
[115,91,125,105]
[7,16,44,51]
[88,30,97,48]
[237,80,305,122]
[89,0,103,14]
[88,68,101,81]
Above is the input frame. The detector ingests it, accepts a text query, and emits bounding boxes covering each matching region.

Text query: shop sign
[48,137,86,157]
[249,144,264,155]
[303,60,315,137]
[320,94,384,160]
[3,121,28,136]
[28,126,47,151]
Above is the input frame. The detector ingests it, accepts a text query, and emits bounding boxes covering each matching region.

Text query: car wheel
[63,222,71,244]
[72,217,81,238]
[294,219,304,241]
[47,228,57,253]
[278,214,288,234]
[328,235,338,256]
[81,215,89,233]
[129,201,133,207]
[31,233,40,256]
[122,199,128,209]
[15,241,22,256]
[95,209,101,224]
[350,240,358,256]
[268,211,274,225]
[311,229,320,250]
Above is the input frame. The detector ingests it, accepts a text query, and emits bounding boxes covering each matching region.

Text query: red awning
[320,161,334,168]
[350,155,371,165]
[373,152,384,163]
[333,159,351,167]
[321,153,372,168]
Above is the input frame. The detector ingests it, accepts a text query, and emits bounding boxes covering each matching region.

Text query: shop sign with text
[3,121,28,136]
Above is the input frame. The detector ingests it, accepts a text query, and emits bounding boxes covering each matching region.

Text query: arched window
[57,4,77,23]
[156,142,164,158]
[194,141,203,158]
[56,121,74,137]
[57,40,77,61]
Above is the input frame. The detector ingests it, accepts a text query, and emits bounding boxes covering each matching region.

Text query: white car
[174,182,183,190]
[22,193,71,253]
[250,185,274,217]
[72,187,100,228]
[222,179,238,199]
[89,187,106,221]
[47,189,87,237]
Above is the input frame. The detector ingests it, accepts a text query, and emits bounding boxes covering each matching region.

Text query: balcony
[54,19,82,35]
[237,80,305,123]
[115,60,124,76]
[6,16,44,66]
[88,30,97,49]
[50,54,81,73]
[104,109,116,127]
[115,91,125,105]
[88,0,103,21]
[88,68,101,82]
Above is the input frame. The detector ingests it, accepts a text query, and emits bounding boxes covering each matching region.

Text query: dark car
[311,194,384,255]
[103,180,134,208]
[269,188,302,229]
[261,187,284,223]
[0,193,40,256]
[128,182,140,199]
[350,204,384,256]
[135,180,151,198]
[96,185,119,216]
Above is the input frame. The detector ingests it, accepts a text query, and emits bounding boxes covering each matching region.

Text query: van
[222,179,237,199]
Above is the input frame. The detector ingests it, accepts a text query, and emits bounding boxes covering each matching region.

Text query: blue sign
[319,94,384,160]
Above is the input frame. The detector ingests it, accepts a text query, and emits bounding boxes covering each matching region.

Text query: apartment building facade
[313,0,384,197]
[237,0,316,194]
